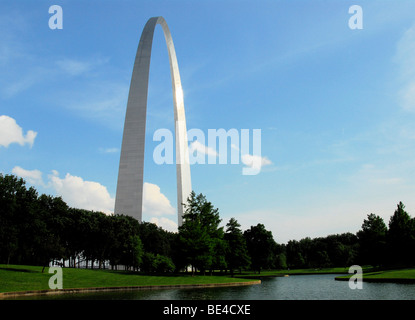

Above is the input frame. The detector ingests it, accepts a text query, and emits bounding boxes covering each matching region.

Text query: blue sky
[1,0,415,243]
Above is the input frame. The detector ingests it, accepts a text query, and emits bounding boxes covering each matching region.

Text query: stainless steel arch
[114,16,192,227]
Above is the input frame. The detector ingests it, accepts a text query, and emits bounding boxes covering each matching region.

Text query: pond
[16,274,415,300]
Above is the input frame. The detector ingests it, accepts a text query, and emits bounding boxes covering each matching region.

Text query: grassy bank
[0,265,349,294]
[238,267,415,283]
[4,264,413,295]
[0,264,259,294]
[335,268,415,283]
[234,267,350,279]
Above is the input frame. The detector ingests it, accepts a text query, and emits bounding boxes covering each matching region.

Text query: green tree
[109,214,143,270]
[178,191,224,274]
[387,202,415,266]
[65,208,91,267]
[357,213,387,267]
[125,234,144,270]
[36,194,68,270]
[141,252,175,273]
[304,238,329,268]
[0,174,24,264]
[285,240,305,269]
[244,223,276,273]
[224,218,250,275]
[153,254,175,273]
[138,222,174,257]
[0,174,39,265]
[325,234,358,267]
[274,252,287,269]
[179,218,212,274]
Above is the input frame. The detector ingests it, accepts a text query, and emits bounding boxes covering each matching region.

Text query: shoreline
[0,280,261,299]
[334,276,415,284]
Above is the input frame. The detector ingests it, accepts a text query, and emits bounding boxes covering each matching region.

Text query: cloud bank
[48,170,115,214]
[142,182,175,216]
[10,167,177,230]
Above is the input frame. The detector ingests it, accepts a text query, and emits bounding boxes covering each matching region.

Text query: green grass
[234,267,350,278]
[277,267,350,275]
[335,268,415,282]
[367,269,415,280]
[4,265,413,294]
[0,264,258,294]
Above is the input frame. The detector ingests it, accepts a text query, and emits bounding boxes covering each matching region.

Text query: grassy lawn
[4,264,414,294]
[234,267,350,278]
[335,268,415,282]
[276,267,350,275]
[0,264,258,294]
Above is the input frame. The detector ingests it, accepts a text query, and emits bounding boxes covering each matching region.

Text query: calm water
[15,274,415,300]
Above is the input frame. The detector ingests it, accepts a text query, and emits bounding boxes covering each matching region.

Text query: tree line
[1,173,414,273]
[282,201,415,270]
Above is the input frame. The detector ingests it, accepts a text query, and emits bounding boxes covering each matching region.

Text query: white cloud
[99,147,119,154]
[2,74,40,97]
[189,140,218,157]
[1,61,53,97]
[56,57,108,76]
[60,82,128,130]
[0,115,37,148]
[150,217,178,233]
[12,166,44,186]
[345,163,405,189]
[56,59,92,76]
[48,171,115,214]
[230,142,273,172]
[241,154,272,168]
[143,182,175,216]
[190,140,273,173]
[10,165,177,221]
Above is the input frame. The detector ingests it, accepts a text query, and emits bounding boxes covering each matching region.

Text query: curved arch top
[114,16,192,227]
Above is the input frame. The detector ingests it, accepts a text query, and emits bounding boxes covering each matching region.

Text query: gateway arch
[114,16,192,227]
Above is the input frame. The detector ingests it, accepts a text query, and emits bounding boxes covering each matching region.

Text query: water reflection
[12,274,415,300]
